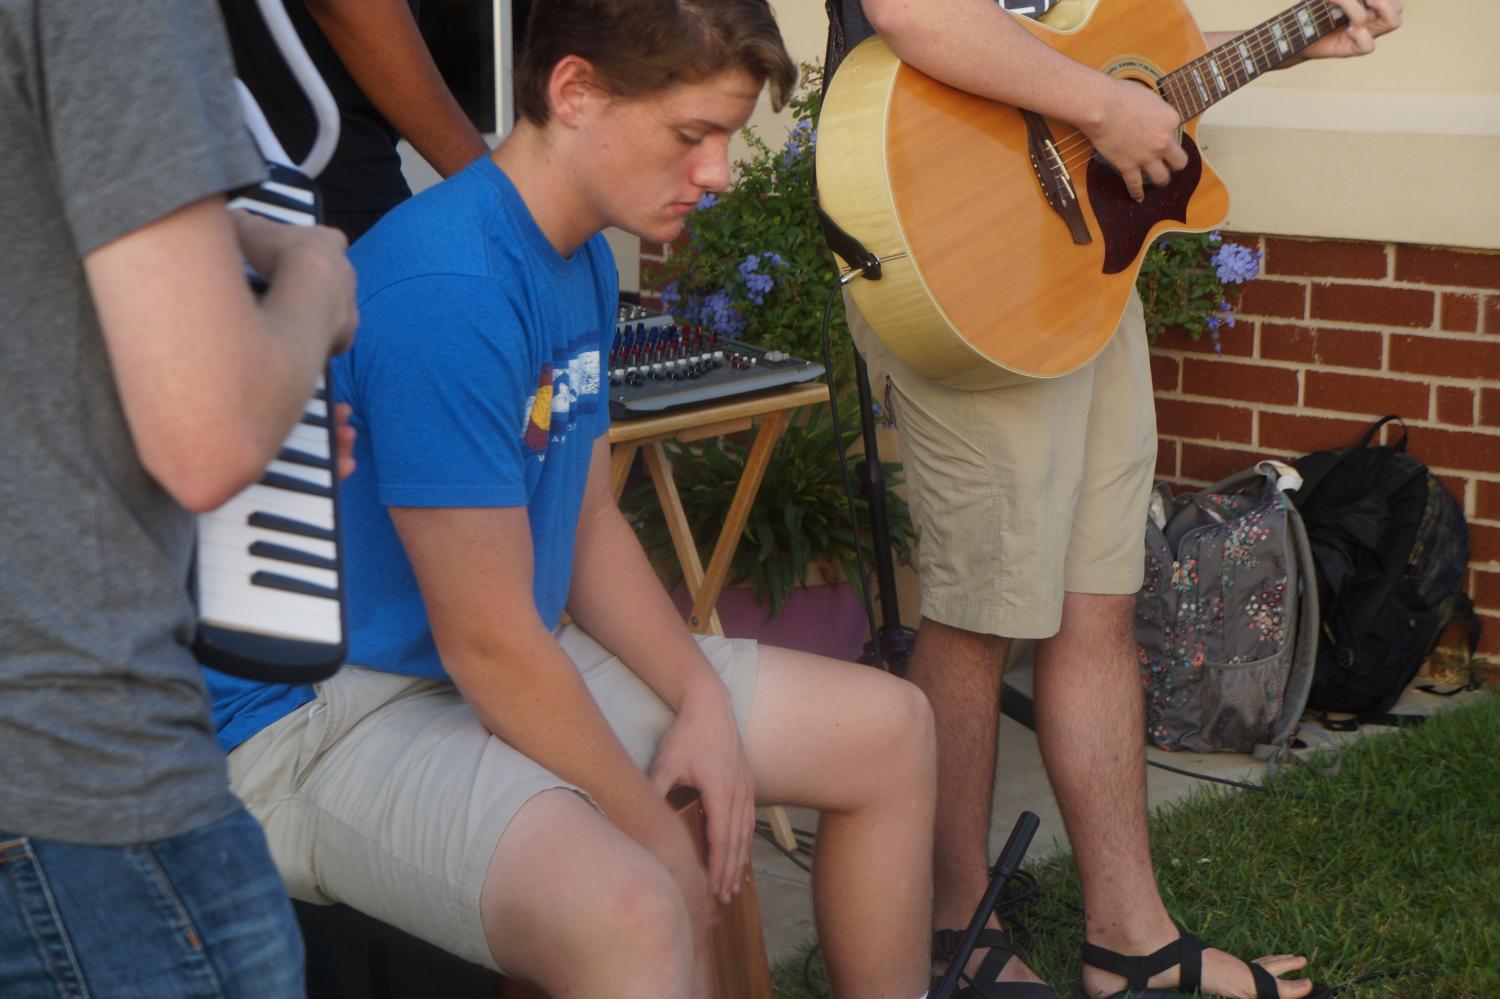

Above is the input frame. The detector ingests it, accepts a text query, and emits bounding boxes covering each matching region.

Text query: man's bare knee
[912,618,1011,689]
[893,676,936,763]
[480,792,694,997]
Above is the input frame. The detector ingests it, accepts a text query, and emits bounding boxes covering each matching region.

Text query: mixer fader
[608,304,824,420]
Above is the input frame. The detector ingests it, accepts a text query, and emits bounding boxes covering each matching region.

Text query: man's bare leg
[1035,592,1311,999]
[745,647,935,998]
[480,789,699,997]
[906,618,1049,986]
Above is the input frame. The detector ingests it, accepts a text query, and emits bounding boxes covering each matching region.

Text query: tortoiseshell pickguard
[1087,132,1204,274]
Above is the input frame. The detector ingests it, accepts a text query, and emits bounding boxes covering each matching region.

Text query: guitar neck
[1160,0,1352,122]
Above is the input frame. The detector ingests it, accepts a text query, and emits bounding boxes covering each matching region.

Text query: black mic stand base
[930,810,1042,999]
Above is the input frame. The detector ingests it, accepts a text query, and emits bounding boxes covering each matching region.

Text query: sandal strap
[1249,960,1280,999]
[933,927,1017,966]
[1081,924,1209,993]
[1082,925,1283,999]
[934,927,1054,998]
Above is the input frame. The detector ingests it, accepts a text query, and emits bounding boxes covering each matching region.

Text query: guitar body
[817,0,1231,388]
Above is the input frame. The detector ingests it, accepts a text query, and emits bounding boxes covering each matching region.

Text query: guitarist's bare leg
[1035,593,1313,998]
[907,622,1050,988]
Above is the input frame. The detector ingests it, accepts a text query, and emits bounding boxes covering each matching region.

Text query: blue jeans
[0,806,303,998]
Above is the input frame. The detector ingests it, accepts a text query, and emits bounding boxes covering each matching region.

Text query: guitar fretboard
[1159,0,1350,122]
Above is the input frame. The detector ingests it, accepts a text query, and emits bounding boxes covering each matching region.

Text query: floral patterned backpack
[1136,462,1321,763]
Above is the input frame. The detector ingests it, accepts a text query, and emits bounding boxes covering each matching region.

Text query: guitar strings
[1040,0,1343,173]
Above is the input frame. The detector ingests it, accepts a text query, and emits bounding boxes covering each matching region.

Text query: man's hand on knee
[647,681,755,906]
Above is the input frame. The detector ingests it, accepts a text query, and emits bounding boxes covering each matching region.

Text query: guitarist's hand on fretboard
[1298,0,1401,60]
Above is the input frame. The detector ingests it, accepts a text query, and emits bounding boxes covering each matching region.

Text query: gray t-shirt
[0,0,264,843]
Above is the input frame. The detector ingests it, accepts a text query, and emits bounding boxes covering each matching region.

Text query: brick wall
[637,239,669,308]
[1151,235,1500,657]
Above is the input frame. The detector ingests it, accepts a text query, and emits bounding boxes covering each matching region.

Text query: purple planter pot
[671,580,869,663]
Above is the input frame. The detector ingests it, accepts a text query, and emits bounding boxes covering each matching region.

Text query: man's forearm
[861,0,1117,131]
[305,0,489,176]
[566,503,725,714]
[447,619,682,843]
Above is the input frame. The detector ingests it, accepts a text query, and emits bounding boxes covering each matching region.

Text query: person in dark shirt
[220,0,489,240]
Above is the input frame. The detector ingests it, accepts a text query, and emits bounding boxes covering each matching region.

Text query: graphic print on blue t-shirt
[523,332,602,457]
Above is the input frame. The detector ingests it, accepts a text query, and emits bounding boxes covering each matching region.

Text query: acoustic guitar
[816,0,1357,389]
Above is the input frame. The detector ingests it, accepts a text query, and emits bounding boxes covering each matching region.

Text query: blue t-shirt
[207,158,617,751]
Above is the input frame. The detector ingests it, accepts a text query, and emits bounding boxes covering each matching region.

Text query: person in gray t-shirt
[0,1,356,992]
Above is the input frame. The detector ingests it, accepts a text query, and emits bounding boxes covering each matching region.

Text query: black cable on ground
[754,822,812,874]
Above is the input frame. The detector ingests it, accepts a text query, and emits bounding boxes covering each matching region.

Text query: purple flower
[1211,243,1263,285]
[702,289,744,336]
[781,121,815,170]
[745,271,774,305]
[694,192,719,212]
[660,281,680,313]
[1207,231,1224,245]
[1216,299,1237,328]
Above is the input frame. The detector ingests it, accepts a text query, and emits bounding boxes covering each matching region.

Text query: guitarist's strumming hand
[1078,75,1187,204]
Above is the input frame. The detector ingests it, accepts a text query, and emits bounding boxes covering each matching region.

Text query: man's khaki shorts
[226,626,757,971]
[848,292,1157,639]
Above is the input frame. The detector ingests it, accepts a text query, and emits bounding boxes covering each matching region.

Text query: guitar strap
[818,0,887,277]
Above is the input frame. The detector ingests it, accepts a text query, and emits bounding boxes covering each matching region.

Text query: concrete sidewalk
[748,655,1484,966]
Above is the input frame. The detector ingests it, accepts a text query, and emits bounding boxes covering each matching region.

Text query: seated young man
[204,0,937,995]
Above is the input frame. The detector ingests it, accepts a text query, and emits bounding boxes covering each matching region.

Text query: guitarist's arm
[861,0,1400,202]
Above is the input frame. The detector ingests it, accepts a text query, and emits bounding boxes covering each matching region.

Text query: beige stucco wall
[751,0,1500,250]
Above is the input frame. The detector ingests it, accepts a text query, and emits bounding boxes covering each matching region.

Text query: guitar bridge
[1024,110,1092,246]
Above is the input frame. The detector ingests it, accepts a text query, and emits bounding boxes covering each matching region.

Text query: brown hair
[514,0,797,126]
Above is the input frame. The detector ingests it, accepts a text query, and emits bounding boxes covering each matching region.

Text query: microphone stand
[850,348,917,673]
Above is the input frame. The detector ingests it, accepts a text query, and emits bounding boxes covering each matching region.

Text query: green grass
[773,693,1500,998]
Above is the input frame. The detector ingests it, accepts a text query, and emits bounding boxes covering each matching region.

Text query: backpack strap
[1256,719,1340,777]
[1355,414,1408,452]
[1293,414,1408,504]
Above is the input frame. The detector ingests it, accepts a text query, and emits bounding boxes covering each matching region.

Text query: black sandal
[933,927,1060,998]
[1080,924,1281,999]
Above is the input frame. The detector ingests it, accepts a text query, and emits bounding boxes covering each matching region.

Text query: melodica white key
[193,163,347,683]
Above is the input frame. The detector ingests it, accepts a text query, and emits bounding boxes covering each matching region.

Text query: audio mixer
[609,304,825,421]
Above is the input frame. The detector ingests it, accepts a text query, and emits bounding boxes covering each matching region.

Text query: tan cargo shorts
[226,626,758,971]
[847,292,1157,639]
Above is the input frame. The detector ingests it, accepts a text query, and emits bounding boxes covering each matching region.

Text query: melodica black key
[192,163,347,684]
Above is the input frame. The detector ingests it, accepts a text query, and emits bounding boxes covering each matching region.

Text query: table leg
[643,441,724,636]
[689,409,791,633]
[610,441,641,501]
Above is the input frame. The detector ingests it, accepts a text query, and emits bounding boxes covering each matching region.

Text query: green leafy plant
[623,399,913,619]
[1136,232,1263,349]
[648,62,855,381]
[630,62,914,620]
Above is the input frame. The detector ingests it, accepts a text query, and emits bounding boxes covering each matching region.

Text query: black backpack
[1288,415,1480,721]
